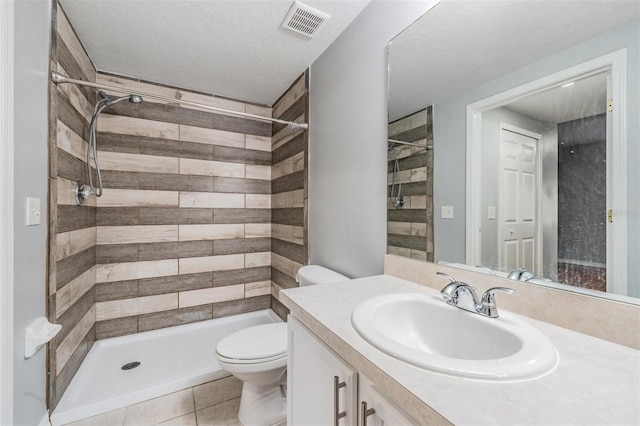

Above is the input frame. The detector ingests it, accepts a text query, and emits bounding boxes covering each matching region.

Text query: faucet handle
[480,287,514,318]
[436,272,456,283]
[436,272,478,307]
[507,268,534,281]
[436,272,461,302]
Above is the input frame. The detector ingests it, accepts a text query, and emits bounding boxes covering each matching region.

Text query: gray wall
[13,0,51,424]
[308,0,432,278]
[432,20,639,296]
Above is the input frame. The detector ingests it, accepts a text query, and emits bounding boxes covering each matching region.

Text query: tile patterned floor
[61,376,279,426]
[65,396,247,426]
[557,263,606,292]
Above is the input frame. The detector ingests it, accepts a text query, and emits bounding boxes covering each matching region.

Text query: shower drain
[121,361,141,371]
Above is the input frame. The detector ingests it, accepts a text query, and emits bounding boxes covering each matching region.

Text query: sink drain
[121,361,141,371]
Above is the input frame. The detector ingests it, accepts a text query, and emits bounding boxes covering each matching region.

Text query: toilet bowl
[215,265,349,426]
[216,323,288,426]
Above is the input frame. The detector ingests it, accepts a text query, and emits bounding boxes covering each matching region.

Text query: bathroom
[2,0,639,425]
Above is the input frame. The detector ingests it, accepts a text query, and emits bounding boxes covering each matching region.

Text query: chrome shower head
[96,89,143,107]
[106,94,143,106]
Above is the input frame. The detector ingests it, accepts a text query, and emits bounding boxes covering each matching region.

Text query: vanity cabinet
[288,316,417,426]
[288,315,358,425]
[358,375,418,426]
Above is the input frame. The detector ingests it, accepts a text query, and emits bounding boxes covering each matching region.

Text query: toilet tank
[296,265,349,287]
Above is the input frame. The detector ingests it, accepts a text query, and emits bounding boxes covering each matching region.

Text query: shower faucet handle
[75,182,95,206]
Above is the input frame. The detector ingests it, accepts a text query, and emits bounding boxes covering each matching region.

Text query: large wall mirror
[387,0,639,303]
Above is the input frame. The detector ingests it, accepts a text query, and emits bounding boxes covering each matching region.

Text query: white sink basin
[351,292,558,381]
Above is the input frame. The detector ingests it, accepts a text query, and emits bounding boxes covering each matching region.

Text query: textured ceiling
[389,0,640,122]
[507,72,608,125]
[60,0,371,106]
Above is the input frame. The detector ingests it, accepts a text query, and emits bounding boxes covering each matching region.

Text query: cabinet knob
[361,401,376,426]
[334,376,347,426]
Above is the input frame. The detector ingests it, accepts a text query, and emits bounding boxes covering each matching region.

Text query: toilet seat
[217,352,286,366]
[216,323,287,364]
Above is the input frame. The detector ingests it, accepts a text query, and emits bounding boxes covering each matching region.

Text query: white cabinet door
[359,375,419,426]
[288,316,358,426]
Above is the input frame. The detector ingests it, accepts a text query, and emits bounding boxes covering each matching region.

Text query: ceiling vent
[281,1,330,38]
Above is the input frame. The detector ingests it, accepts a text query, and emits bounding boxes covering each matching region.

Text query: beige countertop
[281,274,640,425]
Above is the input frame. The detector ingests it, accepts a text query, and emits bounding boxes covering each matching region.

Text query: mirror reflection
[387,107,434,262]
[387,0,639,301]
[474,71,608,290]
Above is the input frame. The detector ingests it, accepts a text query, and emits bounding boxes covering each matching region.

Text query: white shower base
[51,309,282,425]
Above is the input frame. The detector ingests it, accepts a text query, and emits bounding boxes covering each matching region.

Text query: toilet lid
[216,323,287,361]
[296,265,349,285]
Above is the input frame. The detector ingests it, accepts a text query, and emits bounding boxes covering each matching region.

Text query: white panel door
[288,316,357,426]
[499,127,540,274]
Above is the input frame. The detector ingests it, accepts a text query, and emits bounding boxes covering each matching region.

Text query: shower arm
[51,72,309,131]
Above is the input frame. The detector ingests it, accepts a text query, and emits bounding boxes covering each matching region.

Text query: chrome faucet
[436,272,514,318]
[507,268,534,281]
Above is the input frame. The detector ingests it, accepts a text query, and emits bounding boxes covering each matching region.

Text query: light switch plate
[441,205,453,219]
[488,206,496,220]
[26,197,41,226]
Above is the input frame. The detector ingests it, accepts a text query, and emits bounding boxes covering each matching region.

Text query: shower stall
[47,5,311,422]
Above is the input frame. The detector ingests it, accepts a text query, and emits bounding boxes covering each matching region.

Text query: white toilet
[216,265,349,426]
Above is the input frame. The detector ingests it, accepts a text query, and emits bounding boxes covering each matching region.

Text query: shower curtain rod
[388,139,432,150]
[50,71,309,131]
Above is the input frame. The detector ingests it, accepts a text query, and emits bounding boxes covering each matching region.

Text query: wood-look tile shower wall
[91,72,274,338]
[48,3,98,408]
[269,73,309,319]
[387,107,434,261]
